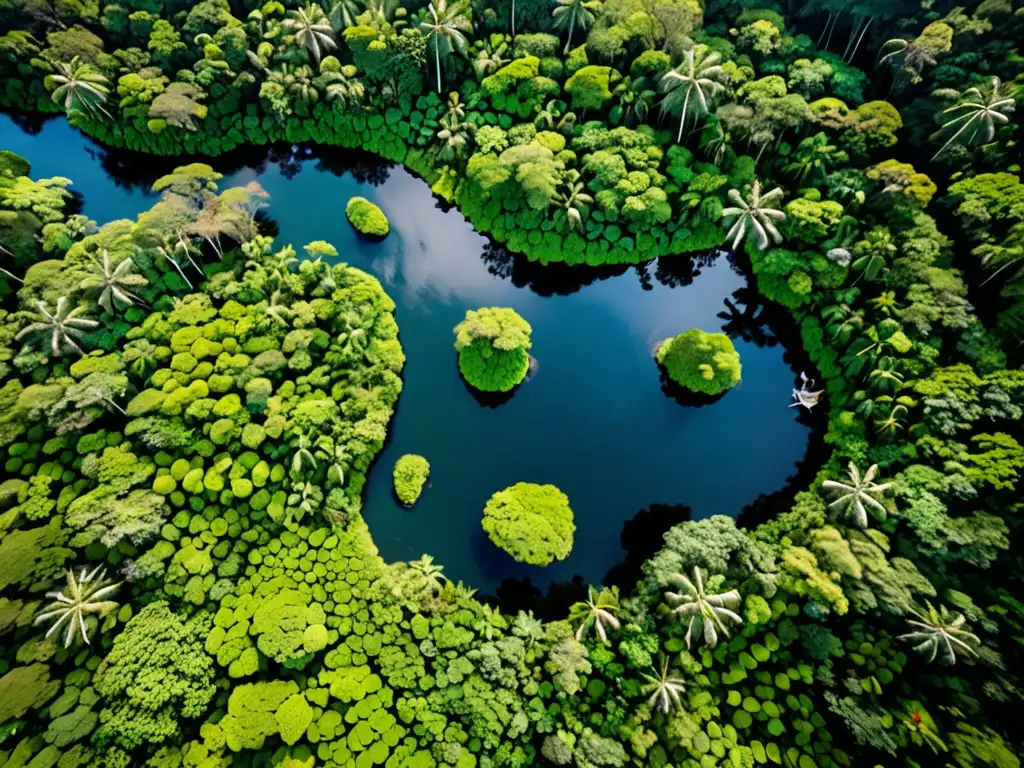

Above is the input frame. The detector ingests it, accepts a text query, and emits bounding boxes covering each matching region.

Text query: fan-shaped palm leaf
[568,586,621,644]
[931,77,1015,160]
[552,0,598,55]
[79,250,148,314]
[419,0,472,93]
[15,296,99,358]
[663,567,743,649]
[721,179,786,251]
[641,656,686,713]
[821,461,893,528]
[899,602,980,665]
[45,57,111,120]
[33,566,121,648]
[659,46,725,143]
[284,4,337,64]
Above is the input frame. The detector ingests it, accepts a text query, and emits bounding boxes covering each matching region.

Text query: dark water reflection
[1,115,817,603]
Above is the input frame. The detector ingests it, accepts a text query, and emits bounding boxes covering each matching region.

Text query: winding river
[1,114,815,605]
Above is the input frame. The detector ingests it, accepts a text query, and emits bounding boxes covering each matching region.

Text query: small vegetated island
[392,454,430,506]
[453,306,533,392]
[656,329,742,397]
[345,196,390,237]
[481,482,575,566]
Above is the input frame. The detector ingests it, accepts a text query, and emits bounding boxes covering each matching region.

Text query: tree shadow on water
[311,145,394,186]
[492,576,588,621]
[603,503,693,591]
[479,242,631,297]
[658,369,729,408]
[717,285,779,348]
[458,368,519,408]
[654,249,721,288]
[469,527,588,619]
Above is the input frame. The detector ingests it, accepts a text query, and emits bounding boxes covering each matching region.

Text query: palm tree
[663,567,743,650]
[436,113,474,162]
[324,0,362,31]
[877,25,948,85]
[265,289,294,327]
[33,566,121,648]
[642,656,686,713]
[930,77,1016,161]
[568,586,621,644]
[552,0,598,55]
[45,57,111,120]
[419,0,472,94]
[327,444,347,487]
[79,250,148,314]
[659,46,725,143]
[473,39,508,79]
[874,403,908,437]
[284,4,337,64]
[821,462,893,529]
[291,430,318,475]
[155,242,194,289]
[868,359,905,393]
[551,170,594,231]
[721,180,786,252]
[783,133,847,186]
[899,602,980,665]
[611,76,656,127]
[511,610,544,649]
[16,297,99,358]
[409,554,447,591]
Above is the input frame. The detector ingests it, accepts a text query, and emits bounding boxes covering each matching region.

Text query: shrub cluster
[656,329,742,397]
[392,454,429,506]
[345,197,390,238]
[481,482,575,565]
[453,307,533,392]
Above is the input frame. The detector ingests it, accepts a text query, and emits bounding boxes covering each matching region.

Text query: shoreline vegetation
[0,0,1022,764]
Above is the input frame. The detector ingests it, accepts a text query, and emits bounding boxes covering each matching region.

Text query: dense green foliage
[656,329,741,396]
[453,306,532,392]
[1,0,1024,764]
[481,482,575,565]
[345,196,390,237]
[392,454,429,506]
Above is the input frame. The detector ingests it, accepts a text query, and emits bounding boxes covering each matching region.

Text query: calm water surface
[1,115,813,602]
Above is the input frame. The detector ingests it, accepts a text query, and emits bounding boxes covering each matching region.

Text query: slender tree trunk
[677,86,692,143]
[842,16,863,61]
[824,10,839,50]
[511,0,515,39]
[817,10,832,46]
[565,14,575,55]
[847,16,873,62]
[435,39,442,94]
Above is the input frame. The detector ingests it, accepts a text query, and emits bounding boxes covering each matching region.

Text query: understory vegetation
[0,0,1023,764]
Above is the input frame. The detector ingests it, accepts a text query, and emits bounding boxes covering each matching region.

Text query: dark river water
[1,114,815,606]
